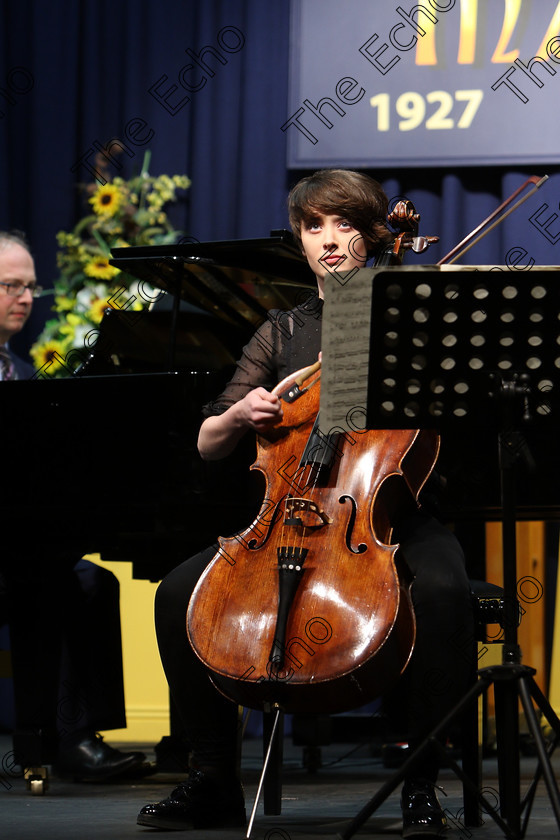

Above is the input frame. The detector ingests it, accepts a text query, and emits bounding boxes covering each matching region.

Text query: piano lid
[109,230,316,331]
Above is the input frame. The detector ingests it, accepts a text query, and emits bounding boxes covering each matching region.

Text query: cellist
[137,169,475,839]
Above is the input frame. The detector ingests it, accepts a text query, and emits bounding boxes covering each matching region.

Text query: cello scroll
[377,199,439,265]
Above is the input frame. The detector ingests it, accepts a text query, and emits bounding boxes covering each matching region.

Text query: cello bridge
[284,497,332,528]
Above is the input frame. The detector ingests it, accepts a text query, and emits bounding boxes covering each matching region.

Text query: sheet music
[319,268,373,435]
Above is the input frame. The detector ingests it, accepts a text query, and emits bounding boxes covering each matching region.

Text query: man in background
[0,231,35,379]
[0,231,148,781]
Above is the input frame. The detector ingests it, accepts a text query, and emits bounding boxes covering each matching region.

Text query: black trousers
[155,510,475,779]
[1,556,126,742]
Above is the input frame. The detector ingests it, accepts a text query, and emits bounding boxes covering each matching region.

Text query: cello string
[273,364,319,559]
[296,402,333,559]
[276,370,331,563]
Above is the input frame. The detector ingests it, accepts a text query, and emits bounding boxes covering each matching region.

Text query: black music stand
[335,268,560,840]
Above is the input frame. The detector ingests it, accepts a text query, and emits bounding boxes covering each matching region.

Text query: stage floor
[1,733,559,839]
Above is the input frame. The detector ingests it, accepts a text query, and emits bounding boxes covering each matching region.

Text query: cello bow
[436,174,549,266]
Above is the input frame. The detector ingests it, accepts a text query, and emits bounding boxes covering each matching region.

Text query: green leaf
[74,214,99,235]
[91,228,112,255]
[140,150,152,178]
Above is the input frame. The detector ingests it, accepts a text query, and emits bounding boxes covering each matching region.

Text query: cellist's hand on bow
[237,387,283,432]
[197,387,283,461]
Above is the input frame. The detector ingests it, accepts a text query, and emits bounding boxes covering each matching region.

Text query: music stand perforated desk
[321,267,560,840]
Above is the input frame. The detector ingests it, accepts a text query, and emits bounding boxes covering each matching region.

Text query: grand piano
[1,232,319,780]
[8,232,317,572]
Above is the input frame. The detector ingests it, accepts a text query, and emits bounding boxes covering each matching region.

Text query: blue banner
[285,0,560,168]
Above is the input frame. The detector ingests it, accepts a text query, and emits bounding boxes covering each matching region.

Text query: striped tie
[0,346,15,381]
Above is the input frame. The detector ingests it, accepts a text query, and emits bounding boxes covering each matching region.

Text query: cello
[186,201,440,716]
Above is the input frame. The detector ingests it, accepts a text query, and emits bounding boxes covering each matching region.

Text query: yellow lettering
[536,0,560,59]
[415,0,559,69]
[491,0,523,63]
[457,0,478,64]
[415,0,438,65]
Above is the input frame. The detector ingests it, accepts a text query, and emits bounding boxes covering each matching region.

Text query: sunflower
[83,256,120,280]
[31,154,191,378]
[88,296,112,323]
[30,339,69,374]
[89,183,124,217]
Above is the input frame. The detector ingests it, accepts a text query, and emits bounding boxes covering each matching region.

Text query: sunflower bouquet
[30,151,190,376]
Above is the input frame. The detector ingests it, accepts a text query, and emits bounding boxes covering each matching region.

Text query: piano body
[1,232,317,775]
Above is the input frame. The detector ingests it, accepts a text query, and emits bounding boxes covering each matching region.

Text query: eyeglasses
[0,281,43,298]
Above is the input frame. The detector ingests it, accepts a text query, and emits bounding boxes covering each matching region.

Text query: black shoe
[55,732,146,782]
[137,769,246,830]
[401,778,447,838]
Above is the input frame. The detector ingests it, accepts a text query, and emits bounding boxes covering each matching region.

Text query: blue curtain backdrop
[1,0,559,358]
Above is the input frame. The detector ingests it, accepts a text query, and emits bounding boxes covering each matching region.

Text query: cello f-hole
[339,494,368,554]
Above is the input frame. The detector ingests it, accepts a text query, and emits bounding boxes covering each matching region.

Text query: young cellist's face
[300,213,368,297]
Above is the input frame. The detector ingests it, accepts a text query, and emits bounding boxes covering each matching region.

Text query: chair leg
[263,708,284,815]
[246,706,284,839]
